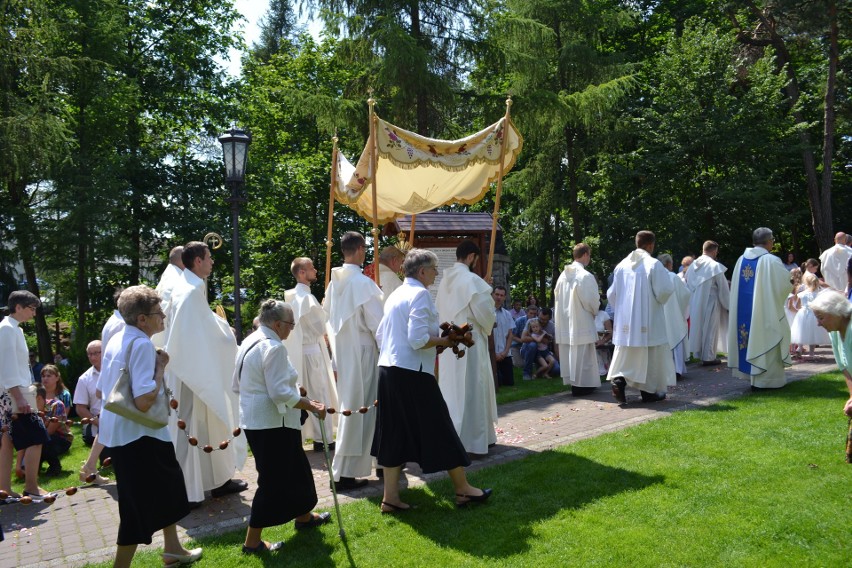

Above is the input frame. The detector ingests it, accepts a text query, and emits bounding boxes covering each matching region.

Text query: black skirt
[245,425,317,528]
[371,366,472,474]
[111,436,190,546]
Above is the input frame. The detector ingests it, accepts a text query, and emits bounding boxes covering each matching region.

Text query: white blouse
[233,326,302,431]
[376,278,439,376]
[97,326,170,447]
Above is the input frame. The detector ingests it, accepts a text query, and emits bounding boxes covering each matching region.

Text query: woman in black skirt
[234,299,330,554]
[97,285,200,567]
[372,248,492,513]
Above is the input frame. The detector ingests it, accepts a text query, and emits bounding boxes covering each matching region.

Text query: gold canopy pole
[408,214,417,247]
[324,135,339,289]
[368,93,381,287]
[486,96,513,281]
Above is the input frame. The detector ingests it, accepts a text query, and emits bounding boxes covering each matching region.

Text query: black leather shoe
[611,377,627,404]
[242,541,283,554]
[295,511,331,530]
[334,477,368,490]
[211,479,248,498]
[640,391,667,403]
[456,488,493,507]
[571,386,597,396]
[313,442,335,452]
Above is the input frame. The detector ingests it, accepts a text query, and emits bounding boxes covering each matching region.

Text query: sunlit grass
[85,372,852,566]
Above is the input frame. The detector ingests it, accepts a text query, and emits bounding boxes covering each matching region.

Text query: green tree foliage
[303,0,485,134]
[593,20,797,269]
[239,33,365,306]
[472,0,637,301]
[726,0,852,251]
[0,0,75,359]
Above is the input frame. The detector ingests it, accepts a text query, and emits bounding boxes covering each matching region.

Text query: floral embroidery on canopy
[334,116,523,224]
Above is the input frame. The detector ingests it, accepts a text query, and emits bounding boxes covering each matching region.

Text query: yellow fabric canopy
[334,116,523,224]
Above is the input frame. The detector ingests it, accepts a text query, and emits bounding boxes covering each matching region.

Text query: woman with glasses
[234,299,330,554]
[372,249,492,512]
[98,285,200,567]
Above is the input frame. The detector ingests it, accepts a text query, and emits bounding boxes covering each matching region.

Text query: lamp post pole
[219,127,251,343]
[227,180,245,342]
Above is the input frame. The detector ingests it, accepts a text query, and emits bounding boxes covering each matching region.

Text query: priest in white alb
[378,246,405,305]
[659,254,692,379]
[687,240,730,366]
[163,241,247,504]
[727,227,791,389]
[324,232,384,490]
[819,232,852,292]
[152,246,183,348]
[437,240,497,454]
[607,231,675,404]
[554,243,601,396]
[284,257,339,452]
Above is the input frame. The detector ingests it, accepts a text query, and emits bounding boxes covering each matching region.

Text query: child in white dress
[791,272,830,356]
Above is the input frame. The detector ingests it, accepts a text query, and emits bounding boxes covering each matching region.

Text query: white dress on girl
[791,289,830,345]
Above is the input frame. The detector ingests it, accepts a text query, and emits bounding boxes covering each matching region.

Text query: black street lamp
[219,126,251,343]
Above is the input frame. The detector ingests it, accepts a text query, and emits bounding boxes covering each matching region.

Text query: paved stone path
[0,353,837,567]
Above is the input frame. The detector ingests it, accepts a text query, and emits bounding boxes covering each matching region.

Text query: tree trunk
[738,1,833,250]
[820,1,839,234]
[7,180,52,361]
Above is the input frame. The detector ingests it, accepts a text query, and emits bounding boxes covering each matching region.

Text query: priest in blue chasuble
[727,227,792,389]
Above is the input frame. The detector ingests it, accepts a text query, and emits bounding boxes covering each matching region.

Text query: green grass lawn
[495,368,567,404]
[10,423,107,495]
[83,371,852,567]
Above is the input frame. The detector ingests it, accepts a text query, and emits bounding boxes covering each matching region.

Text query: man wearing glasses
[727,227,792,390]
[0,291,48,498]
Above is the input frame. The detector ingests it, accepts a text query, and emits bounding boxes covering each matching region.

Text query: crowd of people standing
[4,226,852,561]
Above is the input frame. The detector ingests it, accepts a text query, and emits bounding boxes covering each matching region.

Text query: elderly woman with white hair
[98,285,200,567]
[810,290,852,416]
[233,299,330,554]
[371,248,492,513]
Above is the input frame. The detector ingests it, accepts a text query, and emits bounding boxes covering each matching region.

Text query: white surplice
[687,254,730,361]
[324,264,383,480]
[163,270,247,502]
[283,282,339,445]
[664,271,692,378]
[727,247,792,388]
[152,263,183,348]
[378,264,403,307]
[554,261,600,388]
[819,244,852,292]
[436,262,497,454]
[606,249,675,394]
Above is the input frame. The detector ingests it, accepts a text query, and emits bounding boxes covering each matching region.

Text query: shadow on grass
[382,450,664,559]
[691,403,738,412]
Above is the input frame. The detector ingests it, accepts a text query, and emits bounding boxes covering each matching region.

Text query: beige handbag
[9,384,38,414]
[104,339,171,429]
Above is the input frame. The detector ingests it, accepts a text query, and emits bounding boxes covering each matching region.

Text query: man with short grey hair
[727,228,791,389]
[378,246,405,304]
